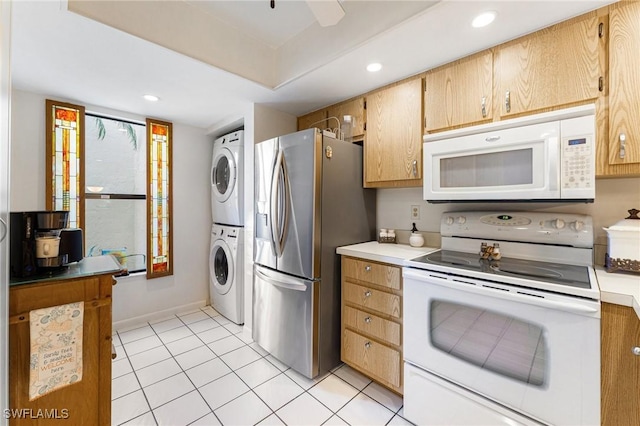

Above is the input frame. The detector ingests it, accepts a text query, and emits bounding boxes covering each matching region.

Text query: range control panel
[441,212,593,248]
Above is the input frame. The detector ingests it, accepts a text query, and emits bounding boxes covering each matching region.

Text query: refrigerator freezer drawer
[252,265,319,378]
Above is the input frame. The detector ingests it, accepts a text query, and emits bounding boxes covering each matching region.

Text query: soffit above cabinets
[11,1,616,130]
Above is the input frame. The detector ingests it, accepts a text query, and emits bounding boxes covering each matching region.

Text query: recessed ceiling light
[472,11,496,28]
[143,94,159,102]
[367,63,382,73]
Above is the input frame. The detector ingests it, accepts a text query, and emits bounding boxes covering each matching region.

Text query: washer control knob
[457,216,467,224]
[553,219,565,229]
[445,216,454,225]
[572,221,584,232]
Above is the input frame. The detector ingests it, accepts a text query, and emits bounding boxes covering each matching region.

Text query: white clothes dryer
[211,130,244,226]
[209,224,243,325]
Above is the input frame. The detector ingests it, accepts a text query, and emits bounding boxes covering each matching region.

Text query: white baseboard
[113,300,207,331]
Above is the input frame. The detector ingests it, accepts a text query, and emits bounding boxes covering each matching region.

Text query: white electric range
[403,211,600,426]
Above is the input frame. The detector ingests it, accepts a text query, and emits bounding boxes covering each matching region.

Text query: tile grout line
[114,324,160,426]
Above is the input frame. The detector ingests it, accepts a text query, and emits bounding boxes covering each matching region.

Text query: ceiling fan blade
[306,0,345,27]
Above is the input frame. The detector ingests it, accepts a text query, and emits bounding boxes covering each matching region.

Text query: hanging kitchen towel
[28,302,84,400]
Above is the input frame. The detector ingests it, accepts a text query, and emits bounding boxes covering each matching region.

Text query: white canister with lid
[409,223,424,247]
[603,208,640,273]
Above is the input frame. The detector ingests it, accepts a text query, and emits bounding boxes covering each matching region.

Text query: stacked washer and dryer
[209,130,244,325]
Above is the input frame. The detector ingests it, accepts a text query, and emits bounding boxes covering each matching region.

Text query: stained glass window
[146,119,173,278]
[45,100,85,229]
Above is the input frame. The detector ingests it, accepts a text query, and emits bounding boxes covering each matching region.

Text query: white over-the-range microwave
[423,104,596,203]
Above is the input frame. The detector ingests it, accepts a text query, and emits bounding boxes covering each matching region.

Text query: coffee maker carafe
[10,211,70,277]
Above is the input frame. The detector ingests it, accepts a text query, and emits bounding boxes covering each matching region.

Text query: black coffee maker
[10,211,73,278]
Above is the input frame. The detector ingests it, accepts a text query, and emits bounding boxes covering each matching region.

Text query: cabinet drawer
[343,282,400,319]
[343,306,401,346]
[342,329,401,388]
[343,257,401,290]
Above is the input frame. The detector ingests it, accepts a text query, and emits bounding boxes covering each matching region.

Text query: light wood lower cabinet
[601,302,640,426]
[341,256,403,394]
[9,273,116,425]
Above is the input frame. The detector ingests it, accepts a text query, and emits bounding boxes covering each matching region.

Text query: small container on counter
[378,228,396,244]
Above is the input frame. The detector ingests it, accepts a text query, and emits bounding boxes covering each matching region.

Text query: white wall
[10,89,212,327]
[377,177,640,264]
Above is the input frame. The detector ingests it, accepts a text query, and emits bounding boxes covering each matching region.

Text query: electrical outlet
[411,205,420,220]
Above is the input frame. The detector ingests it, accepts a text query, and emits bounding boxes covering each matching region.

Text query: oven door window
[430,300,546,386]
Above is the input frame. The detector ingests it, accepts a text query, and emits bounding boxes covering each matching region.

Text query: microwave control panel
[561,135,593,190]
[560,112,595,199]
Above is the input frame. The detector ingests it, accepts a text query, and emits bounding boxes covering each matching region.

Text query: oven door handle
[404,269,599,315]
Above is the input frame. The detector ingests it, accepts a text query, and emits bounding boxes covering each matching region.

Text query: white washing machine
[209,224,243,325]
[211,130,244,226]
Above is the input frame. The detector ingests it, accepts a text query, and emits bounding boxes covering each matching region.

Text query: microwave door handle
[549,136,560,192]
[255,267,307,292]
[270,150,283,257]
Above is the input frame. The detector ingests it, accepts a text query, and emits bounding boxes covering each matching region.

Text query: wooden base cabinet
[601,302,640,426]
[8,273,116,425]
[341,256,403,394]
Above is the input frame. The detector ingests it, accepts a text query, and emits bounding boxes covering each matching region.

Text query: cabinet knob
[364,342,372,349]
[632,346,640,356]
[364,290,372,298]
[364,316,372,324]
[620,133,626,159]
[364,265,371,272]
[481,96,487,118]
[505,90,511,113]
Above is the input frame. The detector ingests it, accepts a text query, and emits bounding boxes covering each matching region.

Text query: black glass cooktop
[411,250,591,289]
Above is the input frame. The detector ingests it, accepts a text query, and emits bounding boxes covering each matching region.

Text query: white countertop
[596,267,640,319]
[336,241,439,266]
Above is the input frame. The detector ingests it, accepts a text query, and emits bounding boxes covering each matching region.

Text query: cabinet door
[608,1,640,167]
[425,51,493,133]
[297,109,327,131]
[327,97,365,141]
[365,78,423,188]
[495,13,603,118]
[601,303,640,426]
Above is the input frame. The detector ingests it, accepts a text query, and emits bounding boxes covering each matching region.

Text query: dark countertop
[9,255,123,287]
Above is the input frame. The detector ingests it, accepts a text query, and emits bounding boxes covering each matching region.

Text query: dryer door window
[209,241,234,295]
[212,149,236,202]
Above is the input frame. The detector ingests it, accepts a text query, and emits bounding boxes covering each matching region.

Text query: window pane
[85,116,146,194]
[85,199,146,273]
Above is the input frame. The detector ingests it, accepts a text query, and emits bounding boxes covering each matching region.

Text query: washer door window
[210,240,234,295]
[211,148,237,202]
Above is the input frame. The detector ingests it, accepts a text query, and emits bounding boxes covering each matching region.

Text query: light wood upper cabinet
[365,78,423,188]
[327,97,366,141]
[601,302,640,426]
[424,50,493,133]
[297,109,327,132]
[495,12,604,118]
[607,1,640,169]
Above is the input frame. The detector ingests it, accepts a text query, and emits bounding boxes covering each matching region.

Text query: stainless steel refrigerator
[253,128,376,379]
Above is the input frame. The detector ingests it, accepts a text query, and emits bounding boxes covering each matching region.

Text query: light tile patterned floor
[112,306,413,426]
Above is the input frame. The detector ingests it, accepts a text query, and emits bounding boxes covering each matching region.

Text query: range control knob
[457,216,467,224]
[552,219,566,229]
[571,221,584,232]
[445,216,454,225]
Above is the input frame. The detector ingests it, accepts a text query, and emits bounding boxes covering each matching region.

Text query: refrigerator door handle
[255,267,307,292]
[270,150,283,257]
[270,149,289,258]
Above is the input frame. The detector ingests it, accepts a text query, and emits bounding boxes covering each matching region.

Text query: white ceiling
[10,0,614,132]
